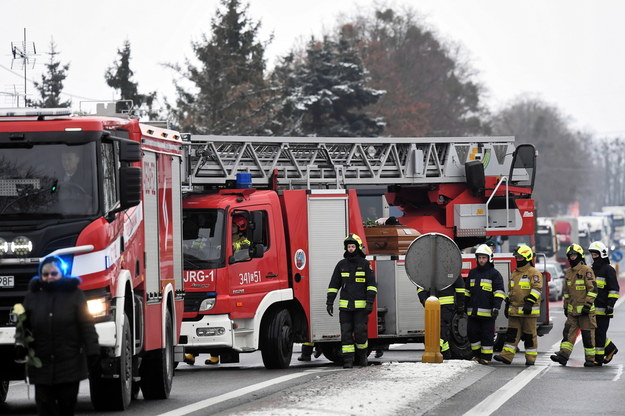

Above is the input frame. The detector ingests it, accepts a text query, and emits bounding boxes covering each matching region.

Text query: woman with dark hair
[22,255,99,415]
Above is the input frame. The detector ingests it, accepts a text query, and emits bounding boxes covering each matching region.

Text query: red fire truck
[0,108,183,409]
[179,135,547,367]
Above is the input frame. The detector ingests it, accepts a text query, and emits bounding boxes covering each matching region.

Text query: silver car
[538,261,565,301]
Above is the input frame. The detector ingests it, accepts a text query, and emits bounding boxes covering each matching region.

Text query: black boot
[298,344,314,362]
[550,353,567,366]
[356,350,368,367]
[343,359,354,369]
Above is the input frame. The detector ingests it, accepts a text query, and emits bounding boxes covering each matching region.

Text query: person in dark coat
[23,255,99,416]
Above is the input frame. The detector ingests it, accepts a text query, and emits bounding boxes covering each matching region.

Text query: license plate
[0,276,14,288]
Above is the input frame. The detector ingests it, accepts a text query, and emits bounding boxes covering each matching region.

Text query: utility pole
[11,28,37,107]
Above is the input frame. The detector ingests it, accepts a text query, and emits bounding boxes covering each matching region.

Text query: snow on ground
[230,360,478,416]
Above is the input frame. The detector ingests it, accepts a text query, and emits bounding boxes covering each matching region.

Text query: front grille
[0,264,37,327]
[183,292,213,313]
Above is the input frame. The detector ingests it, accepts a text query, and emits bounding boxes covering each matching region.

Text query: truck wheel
[449,313,472,360]
[320,342,343,365]
[141,309,174,399]
[261,309,293,369]
[0,380,8,404]
[90,314,133,410]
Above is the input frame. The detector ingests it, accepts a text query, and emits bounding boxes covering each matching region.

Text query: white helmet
[475,244,493,263]
[588,241,609,259]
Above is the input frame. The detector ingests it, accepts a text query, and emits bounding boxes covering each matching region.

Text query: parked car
[538,261,565,301]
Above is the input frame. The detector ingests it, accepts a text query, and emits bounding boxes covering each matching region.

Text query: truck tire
[320,342,343,365]
[449,313,472,360]
[0,380,8,404]
[90,314,133,410]
[140,309,174,399]
[261,309,293,369]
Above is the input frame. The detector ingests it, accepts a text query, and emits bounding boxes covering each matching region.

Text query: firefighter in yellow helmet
[551,244,598,367]
[494,244,542,365]
[326,234,377,368]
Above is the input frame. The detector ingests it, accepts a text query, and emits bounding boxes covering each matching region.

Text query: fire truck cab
[0,108,183,409]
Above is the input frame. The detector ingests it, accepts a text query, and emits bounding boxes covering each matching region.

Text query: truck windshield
[0,143,98,217]
[183,209,225,270]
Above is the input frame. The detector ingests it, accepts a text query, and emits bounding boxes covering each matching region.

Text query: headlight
[0,238,8,256]
[87,297,110,318]
[199,298,216,312]
[10,236,32,256]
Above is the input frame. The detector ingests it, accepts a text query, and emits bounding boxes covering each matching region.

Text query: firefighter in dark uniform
[494,244,542,365]
[551,244,598,367]
[417,275,465,359]
[326,234,377,368]
[589,241,619,365]
[466,244,505,365]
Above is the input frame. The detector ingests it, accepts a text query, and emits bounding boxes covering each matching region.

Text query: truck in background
[178,135,543,367]
[535,217,558,260]
[0,108,183,409]
[554,217,579,267]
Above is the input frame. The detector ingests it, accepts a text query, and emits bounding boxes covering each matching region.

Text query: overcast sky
[1,0,623,138]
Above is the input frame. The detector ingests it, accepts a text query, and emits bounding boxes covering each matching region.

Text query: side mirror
[120,166,141,209]
[120,140,141,162]
[250,243,265,258]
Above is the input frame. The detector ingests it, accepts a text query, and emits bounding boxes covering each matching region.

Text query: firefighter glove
[581,304,591,315]
[326,304,334,317]
[491,308,499,319]
[504,298,510,319]
[564,308,568,317]
[522,301,533,315]
[365,302,374,315]
[606,305,614,315]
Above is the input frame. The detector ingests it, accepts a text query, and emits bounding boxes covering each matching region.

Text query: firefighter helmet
[475,244,493,262]
[233,215,247,231]
[514,244,534,262]
[344,233,364,251]
[566,244,584,258]
[588,241,608,259]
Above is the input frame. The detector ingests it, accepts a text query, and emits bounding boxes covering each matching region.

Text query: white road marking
[156,368,330,416]
[612,364,623,382]
[463,364,548,416]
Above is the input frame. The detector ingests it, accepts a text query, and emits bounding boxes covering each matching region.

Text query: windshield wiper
[0,180,58,215]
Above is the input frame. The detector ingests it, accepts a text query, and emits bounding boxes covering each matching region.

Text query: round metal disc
[404,233,462,291]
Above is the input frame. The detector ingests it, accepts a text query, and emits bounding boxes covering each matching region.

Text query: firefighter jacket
[592,259,620,317]
[327,253,377,311]
[417,276,465,310]
[563,263,597,316]
[507,263,543,317]
[466,263,505,318]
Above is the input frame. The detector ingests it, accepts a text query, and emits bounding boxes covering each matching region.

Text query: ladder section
[182,135,516,188]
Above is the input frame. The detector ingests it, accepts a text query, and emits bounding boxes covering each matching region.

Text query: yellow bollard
[422,296,443,363]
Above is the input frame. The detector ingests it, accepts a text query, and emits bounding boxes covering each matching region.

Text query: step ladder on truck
[178,134,549,367]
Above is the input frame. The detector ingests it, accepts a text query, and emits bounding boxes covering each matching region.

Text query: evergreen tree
[30,40,70,108]
[105,40,157,118]
[170,0,271,134]
[272,26,385,137]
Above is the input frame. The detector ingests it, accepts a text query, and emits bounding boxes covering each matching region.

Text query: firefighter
[551,244,598,367]
[326,234,377,368]
[588,241,619,365]
[493,244,542,365]
[417,275,465,359]
[466,244,505,365]
[232,215,251,253]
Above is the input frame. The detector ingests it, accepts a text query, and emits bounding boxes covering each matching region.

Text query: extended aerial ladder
[181,135,536,242]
